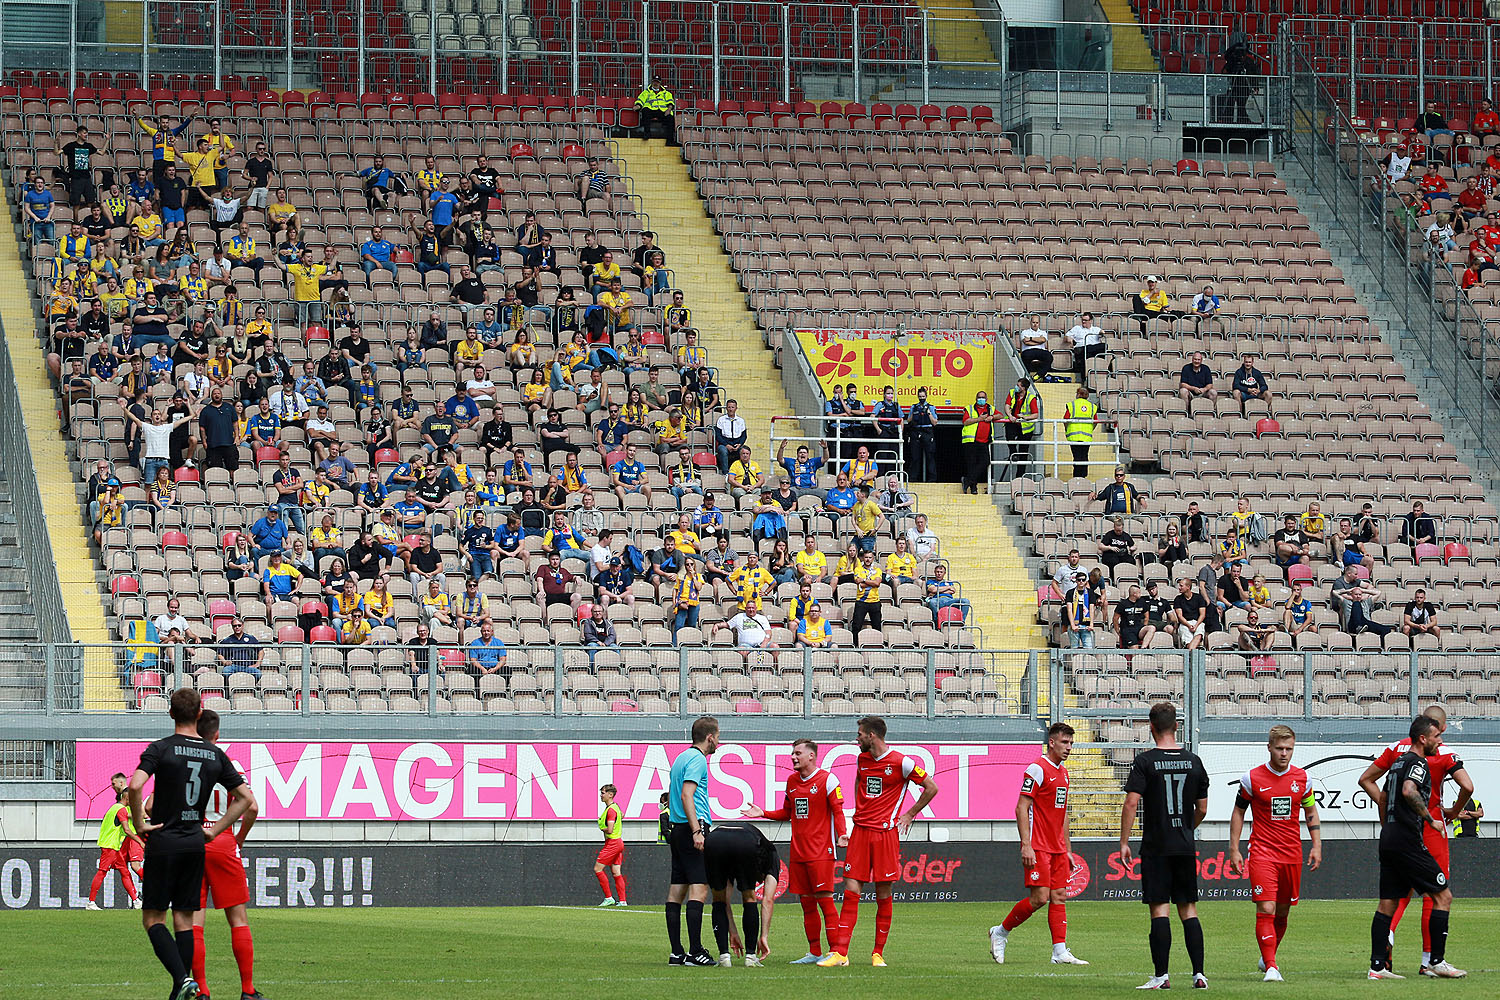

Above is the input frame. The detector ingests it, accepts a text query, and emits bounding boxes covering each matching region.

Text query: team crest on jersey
[1289,781,1300,794]
[884,766,892,776]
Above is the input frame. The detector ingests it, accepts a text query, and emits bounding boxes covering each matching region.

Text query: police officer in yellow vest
[1062,383,1099,479]
[635,78,678,146]
[1002,375,1042,483]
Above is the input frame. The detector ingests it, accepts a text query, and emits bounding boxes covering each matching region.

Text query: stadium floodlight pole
[781,3,791,102]
[357,0,366,96]
[213,0,222,91]
[920,10,929,106]
[711,4,720,107]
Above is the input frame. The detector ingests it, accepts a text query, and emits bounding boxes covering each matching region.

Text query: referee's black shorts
[141,847,205,912]
[1140,854,1198,905]
[668,820,708,885]
[1378,847,1450,901]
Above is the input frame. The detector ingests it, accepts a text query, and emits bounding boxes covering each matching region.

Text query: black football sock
[743,899,761,953]
[1149,916,1172,977]
[1370,911,1393,970]
[177,929,195,981]
[686,900,705,953]
[1429,908,1449,965]
[711,901,730,954]
[1182,916,1205,976]
[665,901,683,954]
[147,923,188,984]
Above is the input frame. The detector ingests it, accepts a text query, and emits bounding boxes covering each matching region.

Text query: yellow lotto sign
[795,329,996,407]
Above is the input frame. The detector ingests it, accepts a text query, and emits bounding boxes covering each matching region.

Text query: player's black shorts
[668,819,708,885]
[704,824,779,893]
[1378,847,1450,901]
[1140,854,1198,905]
[141,847,205,911]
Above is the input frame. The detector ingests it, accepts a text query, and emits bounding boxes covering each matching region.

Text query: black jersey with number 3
[1380,750,1433,853]
[137,734,244,854]
[1124,746,1210,857]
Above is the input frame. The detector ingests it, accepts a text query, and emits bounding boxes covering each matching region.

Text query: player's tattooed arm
[1401,779,1442,830]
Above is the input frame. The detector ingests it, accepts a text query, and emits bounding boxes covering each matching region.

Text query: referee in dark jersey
[1368,715,1465,979]
[128,688,255,1000]
[665,715,720,966]
[704,822,781,967]
[1119,702,1210,990]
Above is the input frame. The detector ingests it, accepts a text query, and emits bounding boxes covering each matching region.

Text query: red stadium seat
[936,606,965,626]
[161,530,189,551]
[561,143,587,159]
[173,466,200,483]
[220,531,240,550]
[1255,417,1282,437]
[734,698,763,713]
[254,446,282,464]
[310,625,338,643]
[133,671,165,706]
[373,448,400,465]
[277,625,305,643]
[576,602,593,622]
[300,599,328,618]
[305,325,331,342]
[610,698,640,712]
[1285,564,1313,585]
[441,649,466,668]
[1444,542,1471,564]
[112,576,141,596]
[1414,543,1441,563]
[509,141,535,158]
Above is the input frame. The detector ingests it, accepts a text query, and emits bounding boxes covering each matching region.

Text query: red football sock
[1421,895,1434,953]
[819,897,840,952]
[192,925,207,995]
[595,870,612,899]
[231,924,255,993]
[801,898,822,953]
[120,867,138,901]
[614,874,627,903]
[1001,897,1035,931]
[1390,894,1411,932]
[1048,902,1068,945]
[1272,911,1288,944]
[1256,912,1278,968]
[873,896,893,953]
[88,868,106,903]
[837,891,862,952]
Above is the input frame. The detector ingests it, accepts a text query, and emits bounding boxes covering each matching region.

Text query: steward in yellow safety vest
[1063,384,1099,480]
[635,78,679,146]
[1001,375,1041,485]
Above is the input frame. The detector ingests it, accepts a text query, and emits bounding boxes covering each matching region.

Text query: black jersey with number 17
[137,734,245,854]
[1380,750,1433,853]
[1124,746,1210,857]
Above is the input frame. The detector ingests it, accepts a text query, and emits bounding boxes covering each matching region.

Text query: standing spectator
[714,399,748,474]
[1062,384,1098,479]
[1397,500,1437,551]
[1189,284,1222,331]
[1170,576,1208,650]
[21,176,55,242]
[1177,351,1218,414]
[670,558,703,640]
[56,127,102,206]
[1131,276,1183,333]
[1095,466,1147,514]
[1401,589,1443,643]
[849,549,885,637]
[122,405,196,484]
[1017,314,1053,378]
[1230,354,1270,410]
[1064,310,1106,385]
[1061,571,1093,648]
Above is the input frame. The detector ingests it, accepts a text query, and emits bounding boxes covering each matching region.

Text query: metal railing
[768,414,904,483]
[985,416,1122,487]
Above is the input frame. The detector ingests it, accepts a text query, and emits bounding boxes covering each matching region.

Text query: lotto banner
[74,740,1039,824]
[794,329,996,408]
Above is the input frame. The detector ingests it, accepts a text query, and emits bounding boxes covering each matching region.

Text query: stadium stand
[7,90,1004,716]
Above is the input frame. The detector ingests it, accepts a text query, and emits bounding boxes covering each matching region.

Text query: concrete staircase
[1277,155,1500,497]
[1096,0,1159,72]
[0,467,45,710]
[918,1,1002,66]
[612,137,793,460]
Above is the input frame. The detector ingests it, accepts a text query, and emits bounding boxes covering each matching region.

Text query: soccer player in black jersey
[1367,714,1466,979]
[1119,703,1211,990]
[128,689,256,1000]
[703,823,781,968]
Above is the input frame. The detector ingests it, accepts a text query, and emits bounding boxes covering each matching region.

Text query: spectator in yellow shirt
[179,138,222,208]
[598,277,635,332]
[884,535,918,601]
[668,514,701,557]
[851,484,884,553]
[793,535,829,584]
[850,549,885,636]
[728,551,774,611]
[795,601,832,647]
[727,445,765,500]
[589,252,621,296]
[266,187,299,238]
[280,247,327,326]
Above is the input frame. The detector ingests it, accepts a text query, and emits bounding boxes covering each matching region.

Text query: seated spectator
[581,602,619,659]
[466,621,509,679]
[1095,466,1147,514]
[923,563,969,626]
[1416,100,1456,149]
[593,554,636,609]
[1230,354,1270,409]
[1232,608,1277,653]
[795,601,832,647]
[842,445,879,488]
[1457,176,1489,221]
[1114,583,1156,650]
[1272,515,1312,575]
[1282,582,1316,638]
[1099,516,1136,578]
[713,596,774,655]
[1219,525,1249,569]
[1017,314,1053,378]
[1397,500,1437,551]
[1401,589,1443,642]
[1170,577,1208,650]
[1473,98,1500,140]
[1131,276,1184,333]
[1156,521,1188,575]
[1177,351,1217,414]
[535,551,583,614]
[1331,516,1375,570]
[1330,564,1391,636]
[215,617,263,679]
[1064,310,1105,385]
[727,445,766,500]
[1217,560,1250,614]
[876,475,915,533]
[1189,284,1222,330]
[1418,167,1450,204]
[1353,502,1381,548]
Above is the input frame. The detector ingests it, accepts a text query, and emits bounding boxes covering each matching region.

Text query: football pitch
[4,900,1497,999]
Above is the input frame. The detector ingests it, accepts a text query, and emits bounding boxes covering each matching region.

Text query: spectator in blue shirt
[495,512,527,564]
[502,451,533,490]
[359,224,398,281]
[777,438,828,494]
[249,506,288,563]
[924,563,970,625]
[358,156,394,210]
[445,385,482,428]
[394,497,430,534]
[216,618,264,679]
[126,170,155,202]
[429,187,459,236]
[22,177,55,241]
[1190,284,1222,330]
[463,510,500,578]
[609,443,654,506]
[465,622,508,678]
[593,402,630,456]
[822,472,858,527]
[473,307,505,343]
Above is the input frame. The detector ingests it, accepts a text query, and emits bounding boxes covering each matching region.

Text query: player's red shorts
[1248,855,1302,905]
[124,837,143,864]
[1423,825,1450,874]
[1024,850,1072,890]
[595,838,624,866]
[788,858,837,895]
[200,833,250,909]
[843,827,901,883]
[96,847,129,874]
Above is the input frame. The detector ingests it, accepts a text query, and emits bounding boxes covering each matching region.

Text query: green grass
[3,901,1495,999]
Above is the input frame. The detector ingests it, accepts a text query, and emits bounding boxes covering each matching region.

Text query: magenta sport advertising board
[75,741,1041,823]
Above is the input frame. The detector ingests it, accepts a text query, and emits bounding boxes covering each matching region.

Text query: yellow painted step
[0,180,114,705]
[917,1,1001,67]
[1095,0,1158,72]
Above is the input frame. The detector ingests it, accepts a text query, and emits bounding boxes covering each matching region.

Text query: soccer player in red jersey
[594,783,628,907]
[742,737,849,963]
[818,716,939,967]
[989,722,1088,966]
[1357,704,1473,975]
[192,710,267,1000]
[88,772,144,909]
[1227,724,1323,982]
